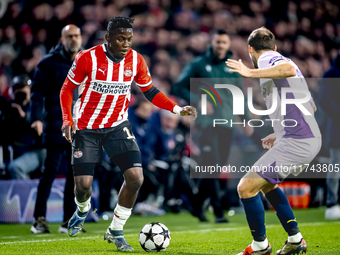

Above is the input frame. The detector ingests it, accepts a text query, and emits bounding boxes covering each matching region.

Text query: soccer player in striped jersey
[226,27,321,255]
[60,16,197,251]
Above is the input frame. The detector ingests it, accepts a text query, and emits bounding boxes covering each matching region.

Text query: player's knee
[237,180,250,198]
[130,174,144,191]
[76,185,91,195]
[75,177,92,195]
[126,171,144,191]
[75,186,91,200]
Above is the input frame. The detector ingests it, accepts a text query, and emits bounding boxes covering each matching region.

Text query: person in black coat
[30,25,82,233]
[319,53,340,220]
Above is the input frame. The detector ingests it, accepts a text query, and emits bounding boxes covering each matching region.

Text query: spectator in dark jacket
[319,53,340,220]
[30,25,82,234]
[5,75,46,179]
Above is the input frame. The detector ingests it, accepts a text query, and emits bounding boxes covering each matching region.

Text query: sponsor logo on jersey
[71,60,77,70]
[205,65,212,72]
[124,69,133,77]
[68,70,75,78]
[268,55,284,65]
[98,68,106,75]
[91,80,130,95]
[74,151,83,158]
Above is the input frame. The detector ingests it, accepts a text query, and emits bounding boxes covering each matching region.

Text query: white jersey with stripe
[257,51,321,140]
[67,44,152,130]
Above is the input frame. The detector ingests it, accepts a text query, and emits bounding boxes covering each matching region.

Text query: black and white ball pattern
[139,222,171,252]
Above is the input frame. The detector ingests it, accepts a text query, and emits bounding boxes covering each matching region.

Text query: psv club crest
[124,69,133,77]
[74,150,83,158]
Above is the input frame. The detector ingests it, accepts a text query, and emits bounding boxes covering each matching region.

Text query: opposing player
[226,27,321,255]
[60,16,197,251]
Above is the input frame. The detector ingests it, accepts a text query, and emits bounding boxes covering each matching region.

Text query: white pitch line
[1,221,339,245]
[1,236,103,245]
[0,234,137,245]
[35,234,60,238]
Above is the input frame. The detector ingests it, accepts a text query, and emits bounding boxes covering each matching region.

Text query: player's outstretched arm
[139,84,197,120]
[226,59,296,78]
[60,78,78,143]
[135,53,197,119]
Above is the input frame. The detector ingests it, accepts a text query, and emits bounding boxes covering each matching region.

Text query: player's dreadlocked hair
[107,16,134,35]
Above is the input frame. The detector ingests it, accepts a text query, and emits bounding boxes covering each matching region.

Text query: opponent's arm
[226,59,296,78]
[139,84,197,119]
[60,78,78,143]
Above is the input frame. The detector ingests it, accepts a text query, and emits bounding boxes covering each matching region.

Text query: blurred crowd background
[0,0,339,94]
[0,0,339,217]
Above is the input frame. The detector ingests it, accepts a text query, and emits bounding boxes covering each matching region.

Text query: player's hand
[180,106,197,120]
[226,59,252,77]
[31,120,43,136]
[61,122,76,143]
[261,133,276,150]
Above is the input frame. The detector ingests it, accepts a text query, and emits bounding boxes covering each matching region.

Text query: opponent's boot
[237,243,272,255]
[276,239,307,255]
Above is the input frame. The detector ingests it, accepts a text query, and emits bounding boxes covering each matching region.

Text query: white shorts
[254,137,322,184]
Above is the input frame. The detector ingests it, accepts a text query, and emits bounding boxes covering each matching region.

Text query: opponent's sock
[110,204,132,231]
[241,194,266,242]
[251,239,269,251]
[266,187,299,236]
[288,232,303,243]
[75,197,91,213]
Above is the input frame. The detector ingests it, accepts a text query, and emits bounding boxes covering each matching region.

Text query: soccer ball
[139,222,171,252]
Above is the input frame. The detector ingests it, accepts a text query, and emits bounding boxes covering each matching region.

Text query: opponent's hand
[31,120,43,136]
[180,106,197,120]
[226,59,252,77]
[261,133,276,150]
[61,122,76,143]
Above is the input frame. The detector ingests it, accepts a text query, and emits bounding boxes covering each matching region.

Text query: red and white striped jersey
[67,44,152,130]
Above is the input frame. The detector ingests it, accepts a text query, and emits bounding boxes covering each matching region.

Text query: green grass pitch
[0,207,339,254]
